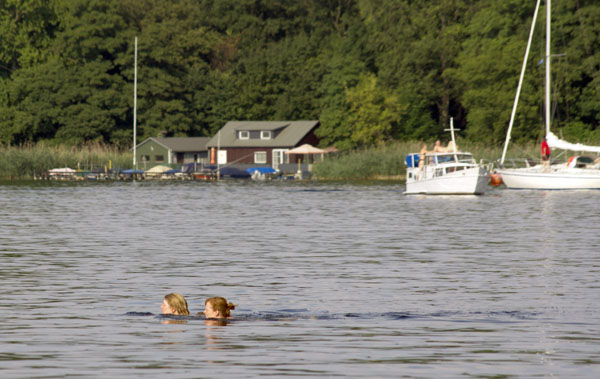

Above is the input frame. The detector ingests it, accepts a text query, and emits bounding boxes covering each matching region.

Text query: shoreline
[0,175,407,183]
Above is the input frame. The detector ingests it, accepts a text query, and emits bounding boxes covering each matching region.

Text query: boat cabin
[406,152,479,180]
[567,155,600,169]
[425,153,476,165]
[424,153,477,175]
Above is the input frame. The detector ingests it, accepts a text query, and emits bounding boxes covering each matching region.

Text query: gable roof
[234,121,290,131]
[206,120,320,148]
[137,137,210,152]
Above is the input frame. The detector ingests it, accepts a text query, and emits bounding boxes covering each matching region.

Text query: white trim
[272,149,288,170]
[239,131,249,140]
[254,151,267,164]
[260,130,271,140]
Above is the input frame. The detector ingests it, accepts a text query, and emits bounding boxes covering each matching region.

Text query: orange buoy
[490,172,503,186]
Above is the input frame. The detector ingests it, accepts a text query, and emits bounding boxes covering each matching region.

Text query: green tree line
[1,0,599,149]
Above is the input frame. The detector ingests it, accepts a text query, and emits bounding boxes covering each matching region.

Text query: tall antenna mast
[545,0,551,136]
[133,36,138,179]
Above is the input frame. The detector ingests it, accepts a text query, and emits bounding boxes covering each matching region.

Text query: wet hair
[164,293,190,315]
[205,297,236,318]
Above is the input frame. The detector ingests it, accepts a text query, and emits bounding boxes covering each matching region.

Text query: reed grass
[0,143,132,179]
[312,140,542,180]
[0,140,546,180]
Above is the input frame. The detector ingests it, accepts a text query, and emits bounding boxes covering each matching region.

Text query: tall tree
[452,0,543,145]
[132,0,217,139]
[364,0,473,141]
[551,0,600,142]
[0,0,56,76]
[344,73,404,148]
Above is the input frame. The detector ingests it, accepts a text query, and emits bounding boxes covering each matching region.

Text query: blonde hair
[205,297,236,318]
[164,293,190,315]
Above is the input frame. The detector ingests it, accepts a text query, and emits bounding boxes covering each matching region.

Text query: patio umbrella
[285,144,327,165]
[284,144,326,155]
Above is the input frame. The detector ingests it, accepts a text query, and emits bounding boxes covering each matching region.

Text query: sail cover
[546,131,600,153]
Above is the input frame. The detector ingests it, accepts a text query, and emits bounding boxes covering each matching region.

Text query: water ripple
[1,182,599,377]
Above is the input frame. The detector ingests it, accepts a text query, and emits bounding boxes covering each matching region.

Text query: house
[134,137,211,170]
[205,120,320,170]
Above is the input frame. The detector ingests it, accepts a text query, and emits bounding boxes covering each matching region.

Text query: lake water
[1,180,599,377]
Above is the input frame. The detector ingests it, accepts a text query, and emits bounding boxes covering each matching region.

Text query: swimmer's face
[161,299,175,315]
[203,301,220,318]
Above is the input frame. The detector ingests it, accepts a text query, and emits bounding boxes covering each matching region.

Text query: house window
[261,130,271,140]
[142,155,150,162]
[239,131,249,139]
[155,155,164,163]
[254,151,267,164]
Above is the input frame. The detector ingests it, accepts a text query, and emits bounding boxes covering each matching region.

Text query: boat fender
[490,172,503,186]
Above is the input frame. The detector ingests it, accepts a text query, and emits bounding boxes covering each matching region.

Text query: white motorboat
[497,0,600,190]
[405,118,489,195]
[405,152,489,195]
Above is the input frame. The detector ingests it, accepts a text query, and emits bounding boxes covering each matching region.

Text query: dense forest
[1,0,599,149]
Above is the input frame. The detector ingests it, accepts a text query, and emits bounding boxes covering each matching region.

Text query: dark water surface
[1,181,599,377]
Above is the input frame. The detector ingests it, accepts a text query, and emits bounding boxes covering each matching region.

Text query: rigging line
[500,0,542,165]
[211,152,257,171]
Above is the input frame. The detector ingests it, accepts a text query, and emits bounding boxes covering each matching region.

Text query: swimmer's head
[162,293,190,315]
[203,297,235,319]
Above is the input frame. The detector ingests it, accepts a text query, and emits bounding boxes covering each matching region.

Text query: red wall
[220,128,320,165]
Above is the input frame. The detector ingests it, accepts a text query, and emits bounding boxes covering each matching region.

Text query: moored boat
[497,160,600,190]
[405,118,489,195]
[405,151,489,195]
[497,0,600,190]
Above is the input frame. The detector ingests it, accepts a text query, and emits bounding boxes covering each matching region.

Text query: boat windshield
[427,154,474,165]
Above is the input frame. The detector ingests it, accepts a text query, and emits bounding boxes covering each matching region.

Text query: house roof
[137,137,210,152]
[206,120,320,148]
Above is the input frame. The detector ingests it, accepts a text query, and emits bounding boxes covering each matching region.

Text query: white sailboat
[405,118,489,195]
[497,0,600,190]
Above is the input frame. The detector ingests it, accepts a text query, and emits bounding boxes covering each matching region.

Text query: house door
[272,149,288,170]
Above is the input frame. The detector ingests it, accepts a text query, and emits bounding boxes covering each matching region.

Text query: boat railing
[495,158,540,169]
[434,156,481,166]
[497,156,575,169]
[478,159,495,172]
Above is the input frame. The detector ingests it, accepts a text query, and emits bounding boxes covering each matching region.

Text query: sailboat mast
[545,0,551,137]
[500,0,541,165]
[133,36,138,176]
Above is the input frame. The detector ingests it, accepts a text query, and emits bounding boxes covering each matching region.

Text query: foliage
[311,139,540,180]
[0,142,131,179]
[0,0,599,150]
[343,73,405,148]
[312,142,414,180]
